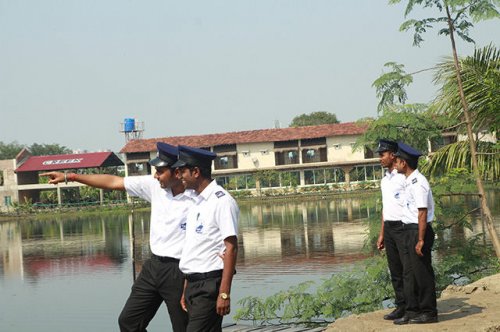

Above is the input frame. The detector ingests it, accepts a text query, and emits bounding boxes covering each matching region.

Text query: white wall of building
[236,142,275,170]
[326,135,364,162]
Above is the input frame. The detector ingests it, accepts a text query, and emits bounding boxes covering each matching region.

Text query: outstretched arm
[39,171,125,191]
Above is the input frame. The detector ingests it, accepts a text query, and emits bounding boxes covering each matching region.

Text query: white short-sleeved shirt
[381,169,406,221]
[401,169,435,224]
[124,175,196,258]
[179,180,239,274]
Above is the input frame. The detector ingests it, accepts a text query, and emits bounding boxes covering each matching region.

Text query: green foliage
[289,112,339,127]
[432,44,500,133]
[29,143,72,156]
[234,256,392,325]
[372,62,414,113]
[390,0,500,46]
[255,170,280,188]
[423,141,499,181]
[0,141,73,159]
[0,141,24,159]
[435,236,500,291]
[354,104,444,153]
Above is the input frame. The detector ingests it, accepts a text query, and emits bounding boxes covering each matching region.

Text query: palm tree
[432,45,500,134]
[429,43,500,256]
[424,141,499,181]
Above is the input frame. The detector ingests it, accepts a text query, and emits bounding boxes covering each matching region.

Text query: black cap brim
[149,157,170,167]
[171,160,187,168]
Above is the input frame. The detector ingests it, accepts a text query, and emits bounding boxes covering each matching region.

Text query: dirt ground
[326,273,500,332]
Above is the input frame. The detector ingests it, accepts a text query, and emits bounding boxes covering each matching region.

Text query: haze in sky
[1,0,498,152]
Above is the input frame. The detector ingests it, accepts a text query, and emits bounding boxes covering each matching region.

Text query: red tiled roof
[15,152,123,172]
[120,122,368,153]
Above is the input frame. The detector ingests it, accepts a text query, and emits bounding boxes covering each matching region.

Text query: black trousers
[118,257,188,332]
[403,225,437,316]
[184,276,223,332]
[383,220,407,308]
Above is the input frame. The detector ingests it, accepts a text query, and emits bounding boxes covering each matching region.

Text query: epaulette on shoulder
[215,191,225,198]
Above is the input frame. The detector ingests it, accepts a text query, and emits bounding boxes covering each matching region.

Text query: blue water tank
[124,118,135,132]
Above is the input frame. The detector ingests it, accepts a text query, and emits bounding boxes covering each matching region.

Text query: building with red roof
[0,149,123,211]
[120,122,382,192]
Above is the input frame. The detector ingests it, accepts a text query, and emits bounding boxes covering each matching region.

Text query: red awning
[15,152,124,172]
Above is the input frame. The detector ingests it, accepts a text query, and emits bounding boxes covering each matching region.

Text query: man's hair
[407,158,418,170]
[198,165,212,179]
[188,165,212,179]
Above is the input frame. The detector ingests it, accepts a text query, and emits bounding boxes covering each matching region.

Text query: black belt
[402,223,432,230]
[185,270,223,282]
[384,220,402,226]
[151,254,180,263]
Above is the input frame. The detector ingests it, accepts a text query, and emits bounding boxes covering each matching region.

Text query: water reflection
[0,197,377,282]
[0,192,498,331]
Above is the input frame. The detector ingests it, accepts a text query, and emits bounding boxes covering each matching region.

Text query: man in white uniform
[393,142,437,325]
[375,139,407,320]
[172,145,239,332]
[41,142,195,332]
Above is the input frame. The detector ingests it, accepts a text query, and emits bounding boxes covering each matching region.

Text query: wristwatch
[219,292,229,300]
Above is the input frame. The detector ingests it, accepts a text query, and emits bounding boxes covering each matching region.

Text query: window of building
[214,155,238,170]
[128,162,150,176]
[127,152,151,161]
[213,144,236,153]
[274,140,299,149]
[214,144,238,170]
[275,149,299,165]
[365,165,383,181]
[280,171,300,187]
[325,168,345,183]
[215,174,257,190]
[0,170,4,186]
[301,147,327,163]
[4,196,12,206]
[259,171,281,188]
[430,135,457,152]
[301,137,326,146]
[349,166,367,182]
[304,169,326,185]
[364,146,374,159]
[349,165,382,182]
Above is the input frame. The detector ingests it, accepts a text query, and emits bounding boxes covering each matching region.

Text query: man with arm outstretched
[41,142,195,332]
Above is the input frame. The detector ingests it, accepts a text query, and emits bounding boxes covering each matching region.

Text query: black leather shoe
[409,313,438,324]
[393,315,411,325]
[383,307,405,320]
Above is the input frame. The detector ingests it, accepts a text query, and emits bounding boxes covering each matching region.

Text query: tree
[432,44,500,133]
[29,143,72,156]
[390,0,500,257]
[354,103,446,154]
[423,140,499,180]
[424,45,500,181]
[289,111,339,127]
[372,62,414,113]
[0,141,24,159]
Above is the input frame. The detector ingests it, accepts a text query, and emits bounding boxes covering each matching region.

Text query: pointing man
[41,142,195,332]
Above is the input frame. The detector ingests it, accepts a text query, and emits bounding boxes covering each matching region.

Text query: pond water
[0,192,498,331]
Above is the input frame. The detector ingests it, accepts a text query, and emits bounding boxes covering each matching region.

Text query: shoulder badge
[215,191,225,198]
[412,178,418,184]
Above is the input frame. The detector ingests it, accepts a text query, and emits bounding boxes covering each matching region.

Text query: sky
[1,0,498,153]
